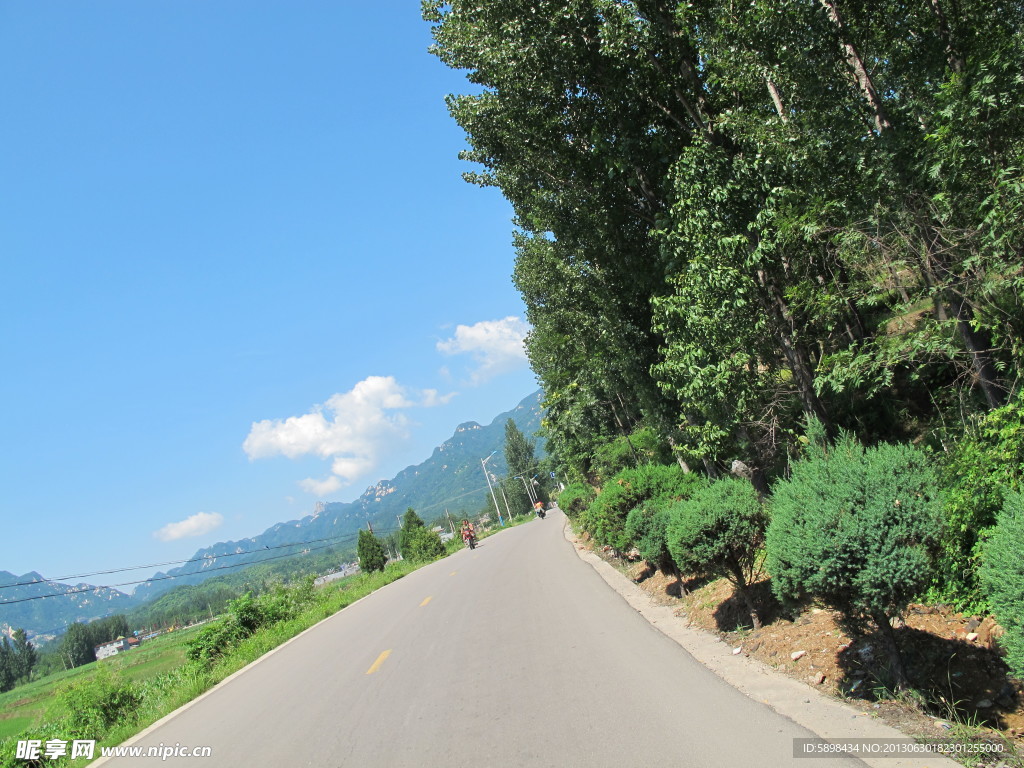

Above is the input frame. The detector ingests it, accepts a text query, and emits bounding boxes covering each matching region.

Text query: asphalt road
[99,510,867,767]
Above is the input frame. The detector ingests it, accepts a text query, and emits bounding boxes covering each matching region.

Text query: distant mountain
[0,570,134,641]
[132,390,544,603]
[1,390,544,638]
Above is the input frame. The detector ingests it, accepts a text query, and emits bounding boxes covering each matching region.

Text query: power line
[0,475,509,603]
[0,531,371,591]
[0,527,401,607]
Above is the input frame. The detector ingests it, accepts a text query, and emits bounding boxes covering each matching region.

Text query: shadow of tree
[711,578,785,631]
[835,625,1018,728]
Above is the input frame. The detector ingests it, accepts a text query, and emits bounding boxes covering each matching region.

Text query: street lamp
[481,451,504,527]
[513,475,536,505]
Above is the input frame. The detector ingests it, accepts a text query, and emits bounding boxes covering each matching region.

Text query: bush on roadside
[403,528,446,562]
[625,503,677,574]
[52,667,141,736]
[185,582,320,664]
[980,491,1024,678]
[766,429,943,688]
[557,482,596,520]
[666,477,768,627]
[929,392,1024,612]
[581,464,700,551]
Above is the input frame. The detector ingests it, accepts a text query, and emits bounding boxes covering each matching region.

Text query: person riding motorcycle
[460,520,476,548]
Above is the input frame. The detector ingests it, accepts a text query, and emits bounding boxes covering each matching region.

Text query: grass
[0,626,203,741]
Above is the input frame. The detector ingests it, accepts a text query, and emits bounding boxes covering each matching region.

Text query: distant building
[95,638,131,660]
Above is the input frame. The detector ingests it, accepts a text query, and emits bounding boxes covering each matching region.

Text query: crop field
[0,625,203,741]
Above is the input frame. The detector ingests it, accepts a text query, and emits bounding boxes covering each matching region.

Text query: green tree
[11,628,36,683]
[398,508,426,558]
[980,491,1024,678]
[0,637,14,692]
[666,478,768,628]
[357,529,387,573]
[504,418,540,513]
[61,622,96,668]
[766,430,943,689]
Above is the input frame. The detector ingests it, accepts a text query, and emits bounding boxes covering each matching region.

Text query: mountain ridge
[1,390,544,638]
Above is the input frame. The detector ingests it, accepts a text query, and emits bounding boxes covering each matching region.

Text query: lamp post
[481,451,503,527]
[513,475,536,506]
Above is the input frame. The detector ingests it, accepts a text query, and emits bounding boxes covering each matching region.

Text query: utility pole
[481,451,503,526]
[499,484,514,520]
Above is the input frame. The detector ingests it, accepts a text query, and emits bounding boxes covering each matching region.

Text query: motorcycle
[462,531,477,549]
[534,503,546,520]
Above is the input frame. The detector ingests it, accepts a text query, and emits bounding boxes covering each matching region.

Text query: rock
[810,673,826,685]
[791,650,807,661]
[965,618,981,632]
[975,699,994,709]
[733,646,743,655]
[966,632,979,642]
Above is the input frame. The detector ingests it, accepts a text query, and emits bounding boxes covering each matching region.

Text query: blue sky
[0,3,539,584]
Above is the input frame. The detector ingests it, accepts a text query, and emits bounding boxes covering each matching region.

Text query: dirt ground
[604,549,1024,761]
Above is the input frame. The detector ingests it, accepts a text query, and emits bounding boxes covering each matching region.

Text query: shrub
[766,431,943,688]
[556,482,596,520]
[980,491,1024,678]
[583,464,701,551]
[404,528,446,562]
[54,668,141,736]
[666,477,768,627]
[625,503,676,574]
[930,392,1024,611]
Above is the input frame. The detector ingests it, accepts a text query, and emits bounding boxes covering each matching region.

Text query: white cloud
[299,476,343,496]
[154,512,224,542]
[243,376,451,496]
[436,316,530,383]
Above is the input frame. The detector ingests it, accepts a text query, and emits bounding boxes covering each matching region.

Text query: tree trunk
[948,294,1008,409]
[819,0,893,133]
[871,611,908,691]
[732,566,762,629]
[755,268,831,427]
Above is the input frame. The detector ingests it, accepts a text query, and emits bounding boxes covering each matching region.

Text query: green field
[0,625,203,741]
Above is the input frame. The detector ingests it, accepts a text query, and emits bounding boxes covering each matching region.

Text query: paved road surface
[100,510,866,767]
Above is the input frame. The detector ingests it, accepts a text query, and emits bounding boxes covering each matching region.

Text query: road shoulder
[562,519,965,768]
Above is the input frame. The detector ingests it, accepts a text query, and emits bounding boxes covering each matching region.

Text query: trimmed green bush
[583,464,701,551]
[624,503,676,574]
[666,477,767,627]
[766,431,943,688]
[980,491,1024,678]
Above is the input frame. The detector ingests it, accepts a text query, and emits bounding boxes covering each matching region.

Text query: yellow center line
[365,649,391,675]
[449,571,457,576]
[420,596,432,607]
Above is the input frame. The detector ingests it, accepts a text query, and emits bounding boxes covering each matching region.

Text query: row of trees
[59,615,131,669]
[425,0,1024,683]
[424,0,1023,485]
[0,630,37,691]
